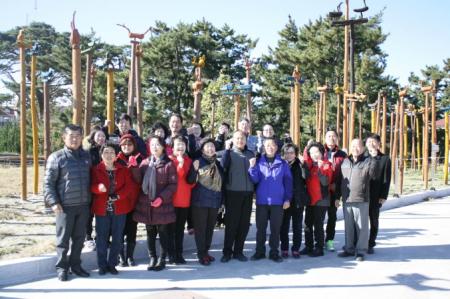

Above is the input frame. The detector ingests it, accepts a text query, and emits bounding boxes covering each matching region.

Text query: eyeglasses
[285,151,296,154]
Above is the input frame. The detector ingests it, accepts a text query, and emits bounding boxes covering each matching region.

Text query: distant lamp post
[220,81,252,130]
[81,41,97,136]
[40,68,54,162]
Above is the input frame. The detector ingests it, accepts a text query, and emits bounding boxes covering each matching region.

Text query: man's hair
[326,130,339,139]
[221,122,231,130]
[366,133,381,143]
[62,124,83,135]
[170,113,183,124]
[119,113,132,125]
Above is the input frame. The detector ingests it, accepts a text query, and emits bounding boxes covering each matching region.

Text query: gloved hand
[151,197,163,208]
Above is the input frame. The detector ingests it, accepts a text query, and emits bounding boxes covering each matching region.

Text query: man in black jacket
[44,125,92,281]
[366,134,391,254]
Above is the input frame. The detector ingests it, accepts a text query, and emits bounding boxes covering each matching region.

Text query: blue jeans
[95,214,126,269]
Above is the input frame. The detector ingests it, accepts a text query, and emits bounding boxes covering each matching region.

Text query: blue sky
[1,0,449,85]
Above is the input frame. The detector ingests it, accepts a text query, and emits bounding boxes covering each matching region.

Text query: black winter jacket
[44,147,91,208]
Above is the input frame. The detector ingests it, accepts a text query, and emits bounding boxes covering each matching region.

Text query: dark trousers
[55,205,90,272]
[86,213,94,240]
[280,205,304,252]
[223,191,253,256]
[146,224,170,258]
[255,204,283,256]
[192,206,219,259]
[169,207,189,257]
[325,198,337,242]
[304,205,327,250]
[187,206,194,230]
[369,204,381,248]
[95,213,126,269]
[122,212,138,258]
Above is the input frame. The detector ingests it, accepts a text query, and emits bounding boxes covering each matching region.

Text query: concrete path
[1,196,450,299]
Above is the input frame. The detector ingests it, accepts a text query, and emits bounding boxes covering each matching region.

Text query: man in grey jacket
[337,138,377,262]
[220,130,255,262]
[44,125,92,281]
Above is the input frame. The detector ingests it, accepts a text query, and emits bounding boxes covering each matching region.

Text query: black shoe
[57,271,68,281]
[233,253,248,262]
[147,256,157,271]
[367,247,375,254]
[269,254,283,263]
[299,247,313,255]
[71,267,90,277]
[356,254,365,261]
[108,266,119,275]
[153,257,166,271]
[175,255,187,265]
[309,248,324,257]
[250,253,266,261]
[167,255,176,265]
[338,251,354,258]
[119,258,128,267]
[221,254,232,263]
[98,267,107,275]
[127,257,136,266]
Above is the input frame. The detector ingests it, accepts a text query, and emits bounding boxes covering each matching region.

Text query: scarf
[197,154,222,192]
[142,155,164,201]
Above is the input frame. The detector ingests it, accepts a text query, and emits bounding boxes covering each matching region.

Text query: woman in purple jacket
[248,137,293,263]
[133,135,177,271]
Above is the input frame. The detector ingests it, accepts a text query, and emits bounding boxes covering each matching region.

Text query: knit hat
[119,133,136,148]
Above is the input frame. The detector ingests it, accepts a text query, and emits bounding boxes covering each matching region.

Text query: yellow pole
[403,113,408,169]
[342,0,349,150]
[106,70,115,134]
[342,95,348,150]
[424,94,429,189]
[381,93,387,153]
[234,94,240,131]
[371,108,376,132]
[17,30,27,200]
[416,114,421,170]
[30,54,39,195]
[293,66,301,146]
[444,112,449,184]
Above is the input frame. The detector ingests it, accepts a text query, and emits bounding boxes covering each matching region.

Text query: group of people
[44,114,391,282]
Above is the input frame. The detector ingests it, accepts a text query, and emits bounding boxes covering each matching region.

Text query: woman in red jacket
[91,143,138,275]
[168,135,195,264]
[301,142,334,257]
[116,134,143,267]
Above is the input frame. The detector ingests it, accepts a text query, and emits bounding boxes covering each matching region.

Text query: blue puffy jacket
[248,154,293,206]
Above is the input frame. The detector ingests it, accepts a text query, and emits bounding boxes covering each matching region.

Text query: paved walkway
[1,197,450,299]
